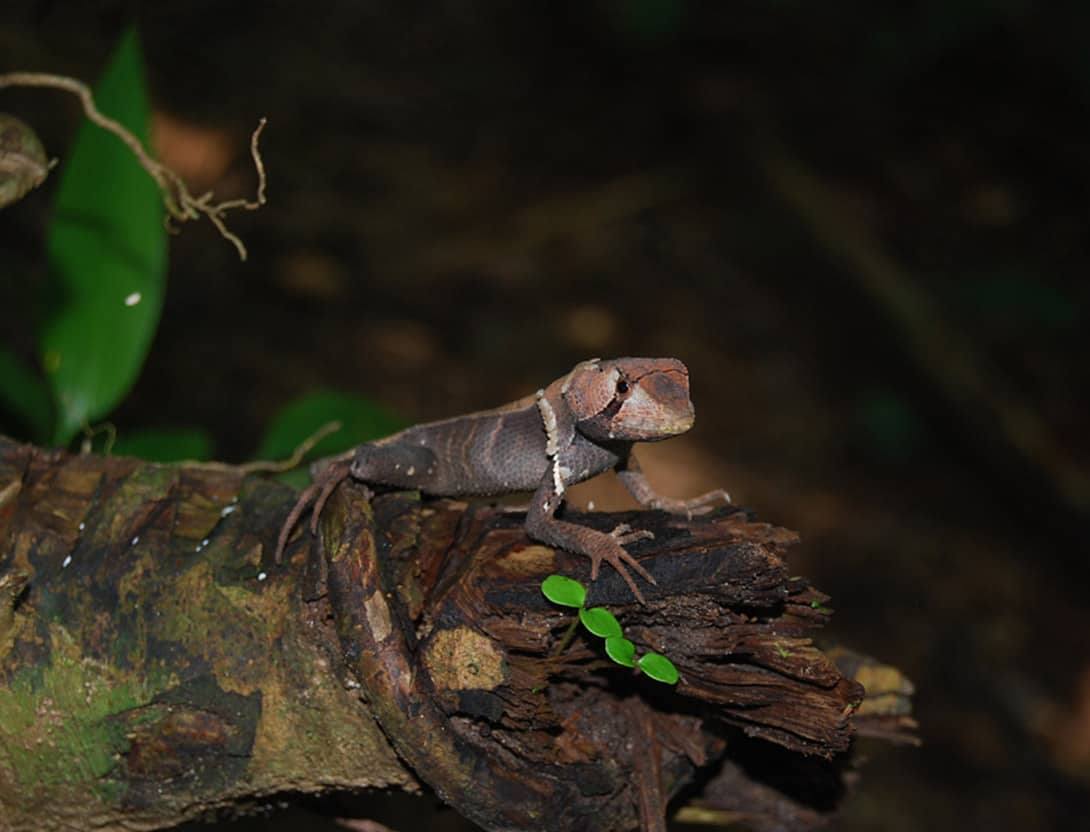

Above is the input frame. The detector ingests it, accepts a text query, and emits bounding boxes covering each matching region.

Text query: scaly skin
[275,358,730,601]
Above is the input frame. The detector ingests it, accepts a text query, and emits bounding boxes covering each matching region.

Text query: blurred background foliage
[38,26,167,447]
[2,1,1089,829]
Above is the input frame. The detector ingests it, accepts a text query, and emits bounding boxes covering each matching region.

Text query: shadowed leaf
[0,347,52,441]
[255,390,403,473]
[110,427,214,462]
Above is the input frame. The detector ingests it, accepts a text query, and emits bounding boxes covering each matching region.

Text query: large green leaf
[43,25,167,445]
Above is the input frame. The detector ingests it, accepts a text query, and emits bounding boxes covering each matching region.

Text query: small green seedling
[637,652,680,685]
[605,637,636,668]
[541,574,587,608]
[579,607,622,639]
[541,574,679,685]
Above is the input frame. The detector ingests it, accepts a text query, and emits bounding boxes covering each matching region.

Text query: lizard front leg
[615,450,730,519]
[525,473,657,603]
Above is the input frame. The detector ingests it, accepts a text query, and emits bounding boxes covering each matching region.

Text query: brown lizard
[275,357,730,601]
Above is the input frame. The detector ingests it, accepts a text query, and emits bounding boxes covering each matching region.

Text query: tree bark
[0,437,913,831]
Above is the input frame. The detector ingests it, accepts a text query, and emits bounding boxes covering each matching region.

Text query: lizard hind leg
[309,460,363,534]
[275,480,321,564]
[274,460,353,563]
[309,462,350,534]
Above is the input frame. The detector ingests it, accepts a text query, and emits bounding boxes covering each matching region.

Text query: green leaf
[110,427,214,462]
[579,607,622,639]
[541,574,587,609]
[254,390,402,464]
[0,347,52,441]
[637,652,679,685]
[604,637,636,668]
[42,25,167,446]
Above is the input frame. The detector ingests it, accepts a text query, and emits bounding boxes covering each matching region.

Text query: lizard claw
[588,537,657,604]
[609,523,656,545]
[651,488,731,520]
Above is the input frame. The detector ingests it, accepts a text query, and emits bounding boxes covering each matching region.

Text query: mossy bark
[0,437,913,831]
[0,438,410,830]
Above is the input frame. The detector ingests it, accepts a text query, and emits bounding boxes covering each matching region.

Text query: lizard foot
[587,536,657,604]
[650,488,731,520]
[274,460,353,563]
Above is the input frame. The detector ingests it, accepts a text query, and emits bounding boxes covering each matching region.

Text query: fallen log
[0,437,914,830]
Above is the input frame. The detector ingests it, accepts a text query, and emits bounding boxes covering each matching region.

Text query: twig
[0,71,267,260]
[237,420,343,475]
[79,421,117,456]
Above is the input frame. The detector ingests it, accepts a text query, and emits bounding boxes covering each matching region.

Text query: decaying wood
[0,436,914,831]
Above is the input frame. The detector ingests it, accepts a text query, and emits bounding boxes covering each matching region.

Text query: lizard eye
[615,379,630,396]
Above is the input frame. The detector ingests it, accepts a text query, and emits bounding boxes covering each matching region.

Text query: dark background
[3,2,1090,829]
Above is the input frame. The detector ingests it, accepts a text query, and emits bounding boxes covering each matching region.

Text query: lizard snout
[613,370,695,440]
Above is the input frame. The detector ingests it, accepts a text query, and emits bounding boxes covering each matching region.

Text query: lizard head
[563,357,696,443]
